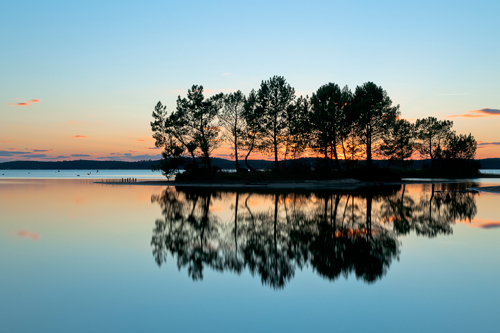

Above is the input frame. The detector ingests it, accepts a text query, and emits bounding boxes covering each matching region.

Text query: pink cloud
[471,222,500,229]
[477,142,500,146]
[16,230,40,240]
[68,135,87,139]
[8,99,40,106]
[447,108,500,118]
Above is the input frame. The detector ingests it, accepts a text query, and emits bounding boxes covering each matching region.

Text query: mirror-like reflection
[151,183,478,289]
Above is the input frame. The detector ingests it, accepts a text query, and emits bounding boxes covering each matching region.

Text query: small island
[150,76,479,184]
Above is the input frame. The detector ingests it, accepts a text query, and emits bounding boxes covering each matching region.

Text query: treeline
[0,160,158,170]
[151,76,477,174]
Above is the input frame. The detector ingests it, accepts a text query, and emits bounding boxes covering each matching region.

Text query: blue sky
[1,0,499,160]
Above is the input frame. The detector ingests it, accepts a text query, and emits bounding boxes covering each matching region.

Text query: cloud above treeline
[8,99,40,106]
[16,230,40,240]
[447,108,500,118]
[0,149,161,162]
[478,142,500,146]
[0,150,27,156]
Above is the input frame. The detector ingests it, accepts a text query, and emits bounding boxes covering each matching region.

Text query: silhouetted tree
[175,85,223,170]
[380,118,416,166]
[218,90,247,171]
[310,83,352,171]
[151,102,184,175]
[255,76,296,170]
[353,82,400,168]
[442,133,477,160]
[283,95,312,166]
[241,89,264,171]
[415,117,453,169]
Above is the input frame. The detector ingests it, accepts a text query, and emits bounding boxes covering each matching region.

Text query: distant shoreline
[3,158,500,170]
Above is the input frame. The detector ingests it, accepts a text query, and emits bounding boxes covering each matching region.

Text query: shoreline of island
[94,178,500,192]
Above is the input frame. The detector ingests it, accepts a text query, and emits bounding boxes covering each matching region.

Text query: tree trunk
[341,138,349,170]
[189,151,199,169]
[244,136,256,171]
[234,139,239,172]
[332,134,341,171]
[366,131,372,168]
[274,138,279,171]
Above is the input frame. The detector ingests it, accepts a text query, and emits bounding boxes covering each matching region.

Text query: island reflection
[151,183,478,289]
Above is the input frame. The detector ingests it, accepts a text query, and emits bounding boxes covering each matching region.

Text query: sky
[1,0,499,162]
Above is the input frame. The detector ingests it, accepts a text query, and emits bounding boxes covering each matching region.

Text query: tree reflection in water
[151,183,478,289]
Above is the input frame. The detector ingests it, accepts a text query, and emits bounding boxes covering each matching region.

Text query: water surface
[1,177,499,332]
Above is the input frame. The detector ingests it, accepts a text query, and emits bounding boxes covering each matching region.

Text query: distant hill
[477,158,500,169]
[0,157,498,170]
[0,160,159,170]
[0,158,274,170]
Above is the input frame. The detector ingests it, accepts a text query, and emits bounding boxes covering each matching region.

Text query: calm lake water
[1,175,500,332]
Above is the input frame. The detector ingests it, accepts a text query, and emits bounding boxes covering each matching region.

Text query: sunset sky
[1,0,499,162]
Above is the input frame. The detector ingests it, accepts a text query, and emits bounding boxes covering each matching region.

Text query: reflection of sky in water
[1,179,499,332]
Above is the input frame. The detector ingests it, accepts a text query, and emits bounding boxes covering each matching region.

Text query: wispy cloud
[33,149,53,152]
[447,108,500,118]
[1,140,13,143]
[21,154,47,158]
[0,150,28,156]
[478,142,500,146]
[71,154,91,157]
[16,230,40,240]
[68,135,88,139]
[145,147,160,150]
[437,93,469,96]
[8,99,40,106]
[475,222,500,229]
